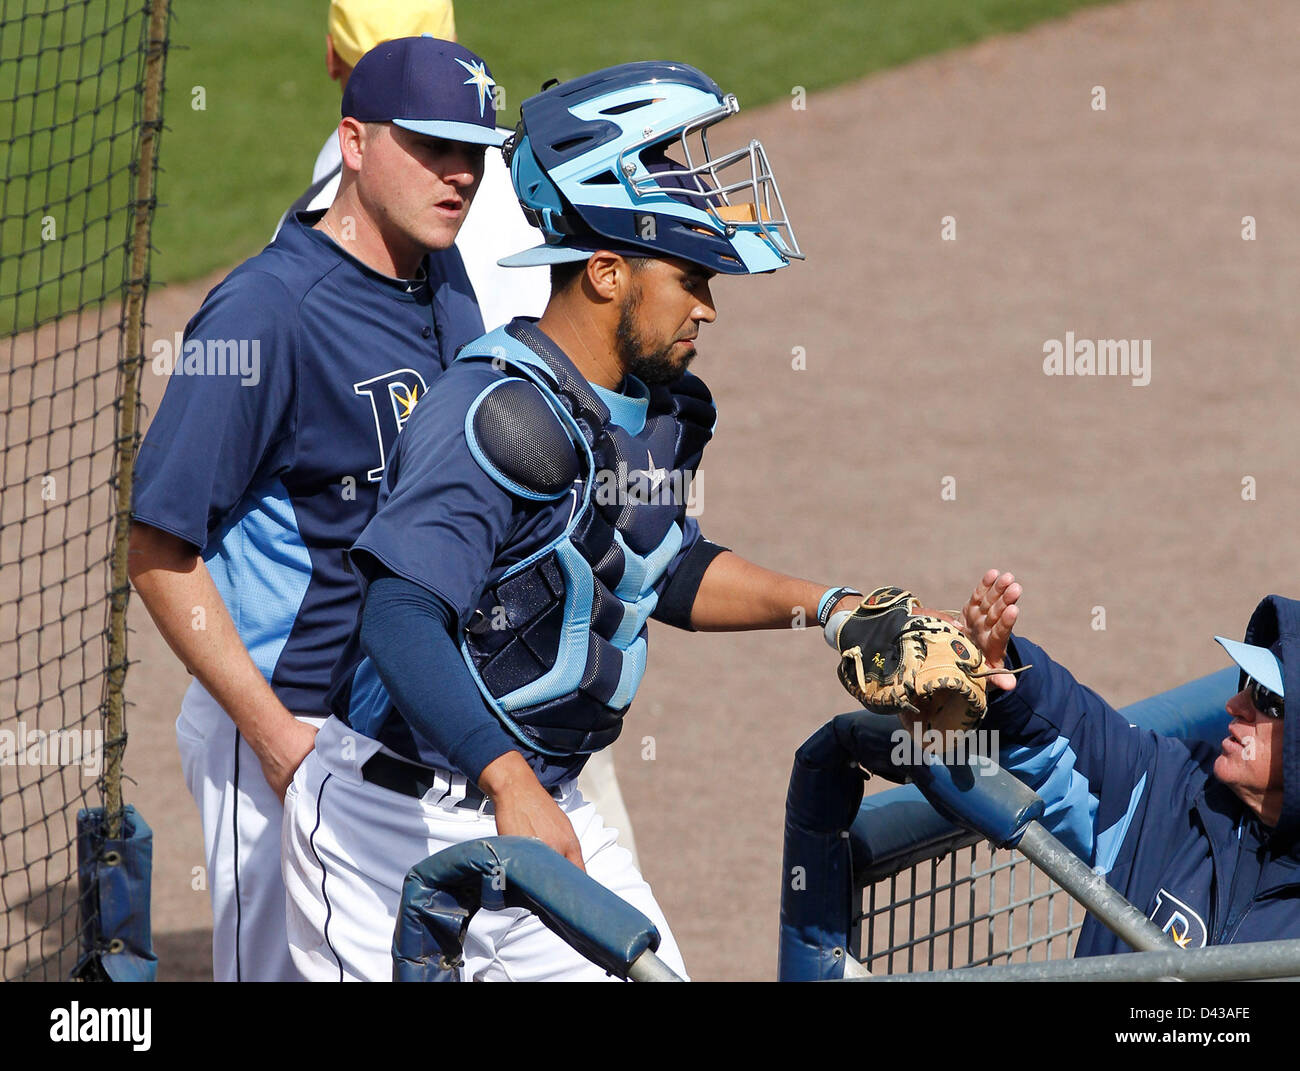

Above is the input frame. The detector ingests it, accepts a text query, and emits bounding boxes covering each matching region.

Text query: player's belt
[359,751,562,808]
[361,751,487,805]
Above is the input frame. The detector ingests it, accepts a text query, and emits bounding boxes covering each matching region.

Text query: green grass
[156,0,340,281]
[463,0,1117,123]
[2,0,1118,332]
[0,0,148,335]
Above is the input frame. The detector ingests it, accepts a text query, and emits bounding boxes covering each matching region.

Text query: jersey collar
[294,210,432,299]
[591,377,650,434]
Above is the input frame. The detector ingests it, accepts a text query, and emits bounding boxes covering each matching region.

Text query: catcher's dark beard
[614,287,692,386]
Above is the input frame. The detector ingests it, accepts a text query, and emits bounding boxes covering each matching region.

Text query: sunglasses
[1247,676,1285,720]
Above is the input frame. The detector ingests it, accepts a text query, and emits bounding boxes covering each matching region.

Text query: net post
[104,0,172,840]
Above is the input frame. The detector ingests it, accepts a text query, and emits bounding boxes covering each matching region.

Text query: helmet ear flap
[509,129,579,243]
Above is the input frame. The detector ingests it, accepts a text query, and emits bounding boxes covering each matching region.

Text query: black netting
[0,0,168,980]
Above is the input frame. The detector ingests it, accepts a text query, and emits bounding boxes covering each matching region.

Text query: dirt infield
[104,0,1300,980]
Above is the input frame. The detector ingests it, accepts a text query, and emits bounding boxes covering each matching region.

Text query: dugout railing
[850,801,1079,974]
[393,836,683,981]
[779,666,1243,981]
[394,665,1292,982]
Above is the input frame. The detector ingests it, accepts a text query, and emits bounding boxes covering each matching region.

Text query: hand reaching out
[963,569,1022,691]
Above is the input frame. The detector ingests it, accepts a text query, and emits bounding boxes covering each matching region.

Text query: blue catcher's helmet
[498,61,803,275]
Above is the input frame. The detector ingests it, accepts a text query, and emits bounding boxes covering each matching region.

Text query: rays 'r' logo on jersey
[354,368,429,482]
[1149,888,1207,948]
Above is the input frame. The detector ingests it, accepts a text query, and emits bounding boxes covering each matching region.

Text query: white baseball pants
[281,716,686,982]
[175,679,322,981]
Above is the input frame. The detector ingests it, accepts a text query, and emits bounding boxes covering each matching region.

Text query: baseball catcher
[277,59,896,983]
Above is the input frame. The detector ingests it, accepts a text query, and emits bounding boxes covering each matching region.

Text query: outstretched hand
[963,569,1022,691]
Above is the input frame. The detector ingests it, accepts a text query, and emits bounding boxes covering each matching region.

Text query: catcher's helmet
[498,61,803,274]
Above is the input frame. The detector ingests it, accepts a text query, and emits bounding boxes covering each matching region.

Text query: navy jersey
[131,211,485,714]
[992,633,1300,953]
[329,327,718,782]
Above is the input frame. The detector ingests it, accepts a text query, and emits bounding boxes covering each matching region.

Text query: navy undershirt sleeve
[360,573,518,784]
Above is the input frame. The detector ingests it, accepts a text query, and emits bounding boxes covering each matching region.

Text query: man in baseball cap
[130,34,499,981]
[960,573,1300,954]
[313,36,503,277]
[277,4,553,331]
[280,63,860,983]
[1211,631,1287,824]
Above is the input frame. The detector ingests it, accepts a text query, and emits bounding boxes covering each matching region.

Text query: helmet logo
[636,214,657,241]
[454,57,497,118]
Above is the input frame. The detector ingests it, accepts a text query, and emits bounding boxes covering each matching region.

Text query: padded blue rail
[393,835,662,981]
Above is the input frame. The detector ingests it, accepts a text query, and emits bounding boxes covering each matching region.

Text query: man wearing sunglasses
[960,570,1299,955]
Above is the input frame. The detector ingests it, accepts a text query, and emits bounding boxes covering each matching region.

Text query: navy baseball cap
[342,36,507,147]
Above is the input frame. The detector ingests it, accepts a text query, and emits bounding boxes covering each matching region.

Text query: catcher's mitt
[829,587,1003,734]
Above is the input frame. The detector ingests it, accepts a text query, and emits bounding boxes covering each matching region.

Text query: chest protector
[454,320,715,757]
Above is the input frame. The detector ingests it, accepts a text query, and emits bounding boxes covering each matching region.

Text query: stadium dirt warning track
[99,0,1300,979]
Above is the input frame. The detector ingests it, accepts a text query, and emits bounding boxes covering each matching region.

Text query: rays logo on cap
[1149,888,1207,949]
[455,57,496,117]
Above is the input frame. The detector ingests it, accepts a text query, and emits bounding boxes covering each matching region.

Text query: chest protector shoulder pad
[465,377,581,500]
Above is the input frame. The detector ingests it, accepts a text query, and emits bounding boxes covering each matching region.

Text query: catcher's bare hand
[480,751,586,873]
[963,569,1022,691]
